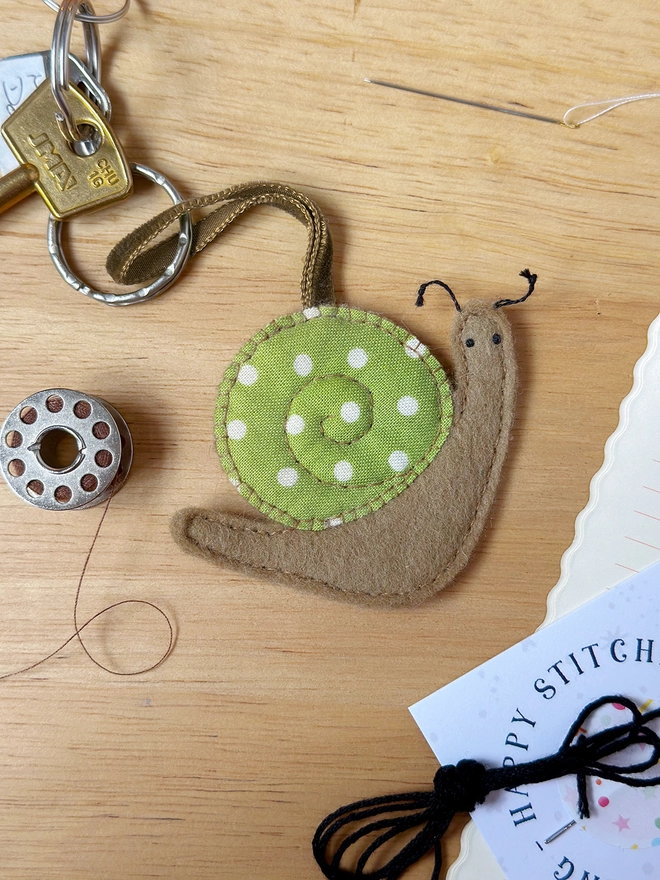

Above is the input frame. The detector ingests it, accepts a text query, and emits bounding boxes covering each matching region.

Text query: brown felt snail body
[105,181,534,606]
[171,267,535,607]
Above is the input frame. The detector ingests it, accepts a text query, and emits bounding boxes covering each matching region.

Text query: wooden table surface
[1,1,659,877]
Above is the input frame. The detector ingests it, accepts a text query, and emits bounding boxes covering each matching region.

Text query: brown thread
[45,395,64,413]
[95,449,113,468]
[0,494,174,681]
[92,421,110,440]
[7,459,25,477]
[80,473,98,492]
[54,485,73,503]
[73,400,92,419]
[5,430,23,448]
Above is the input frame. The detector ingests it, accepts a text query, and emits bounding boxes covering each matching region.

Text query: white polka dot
[340,402,361,423]
[303,307,321,319]
[294,354,313,376]
[238,364,258,385]
[347,347,368,369]
[325,517,343,528]
[227,419,247,439]
[229,476,240,487]
[405,337,428,359]
[286,414,305,435]
[277,467,299,487]
[388,451,409,472]
[334,460,353,482]
[397,396,419,416]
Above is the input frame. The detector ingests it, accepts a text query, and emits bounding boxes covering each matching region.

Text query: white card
[449,311,660,880]
[0,52,48,175]
[410,563,660,880]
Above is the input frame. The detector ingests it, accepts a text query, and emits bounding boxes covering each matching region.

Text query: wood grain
[0,0,659,877]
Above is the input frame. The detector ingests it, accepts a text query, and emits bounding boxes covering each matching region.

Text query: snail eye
[465,338,475,348]
[492,333,502,345]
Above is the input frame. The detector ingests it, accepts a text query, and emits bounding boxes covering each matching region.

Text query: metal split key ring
[42,0,131,25]
[48,0,130,152]
[51,0,107,151]
[47,163,194,305]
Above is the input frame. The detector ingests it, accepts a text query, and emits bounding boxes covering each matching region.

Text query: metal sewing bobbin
[0,389,132,510]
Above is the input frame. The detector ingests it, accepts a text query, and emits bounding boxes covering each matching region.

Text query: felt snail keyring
[106,182,537,606]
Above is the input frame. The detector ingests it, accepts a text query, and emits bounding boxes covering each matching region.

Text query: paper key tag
[410,561,660,880]
[0,52,49,174]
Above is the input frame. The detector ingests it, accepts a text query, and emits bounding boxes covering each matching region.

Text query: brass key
[0,164,40,212]
[0,78,132,220]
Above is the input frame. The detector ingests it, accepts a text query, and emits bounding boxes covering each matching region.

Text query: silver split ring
[42,0,130,25]
[78,1,102,81]
[51,0,104,150]
[47,163,194,306]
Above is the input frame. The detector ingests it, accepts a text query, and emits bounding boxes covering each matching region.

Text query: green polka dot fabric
[215,305,453,530]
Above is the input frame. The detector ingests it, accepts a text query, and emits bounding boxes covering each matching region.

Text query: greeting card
[411,562,660,880]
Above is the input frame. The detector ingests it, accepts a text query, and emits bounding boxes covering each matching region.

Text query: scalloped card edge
[448,310,660,880]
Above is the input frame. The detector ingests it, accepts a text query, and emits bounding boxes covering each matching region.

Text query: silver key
[0,50,111,176]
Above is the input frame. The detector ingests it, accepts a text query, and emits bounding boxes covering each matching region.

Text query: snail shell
[216,305,453,530]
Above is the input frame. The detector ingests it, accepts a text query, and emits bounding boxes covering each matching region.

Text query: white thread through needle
[563,93,660,127]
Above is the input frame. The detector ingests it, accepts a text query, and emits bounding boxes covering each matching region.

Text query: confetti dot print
[560,701,660,849]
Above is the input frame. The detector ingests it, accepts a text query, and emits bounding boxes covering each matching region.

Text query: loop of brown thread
[0,495,175,681]
[105,181,335,309]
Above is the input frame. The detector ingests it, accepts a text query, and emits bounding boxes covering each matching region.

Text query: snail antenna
[415,279,461,311]
[494,269,537,309]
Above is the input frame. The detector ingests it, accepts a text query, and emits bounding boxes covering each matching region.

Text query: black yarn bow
[312,696,660,880]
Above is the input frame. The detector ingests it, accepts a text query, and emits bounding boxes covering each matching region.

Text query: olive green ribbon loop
[105,181,335,308]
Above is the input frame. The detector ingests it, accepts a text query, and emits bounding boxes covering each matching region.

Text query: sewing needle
[364,78,563,125]
[545,819,577,844]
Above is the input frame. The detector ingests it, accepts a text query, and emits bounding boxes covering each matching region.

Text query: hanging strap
[105,181,335,308]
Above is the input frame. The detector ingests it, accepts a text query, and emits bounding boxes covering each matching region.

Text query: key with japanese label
[0,50,116,214]
[0,77,132,219]
[0,50,110,176]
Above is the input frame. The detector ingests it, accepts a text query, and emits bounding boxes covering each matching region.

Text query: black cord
[416,269,537,311]
[494,268,537,308]
[415,279,461,311]
[313,695,660,880]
